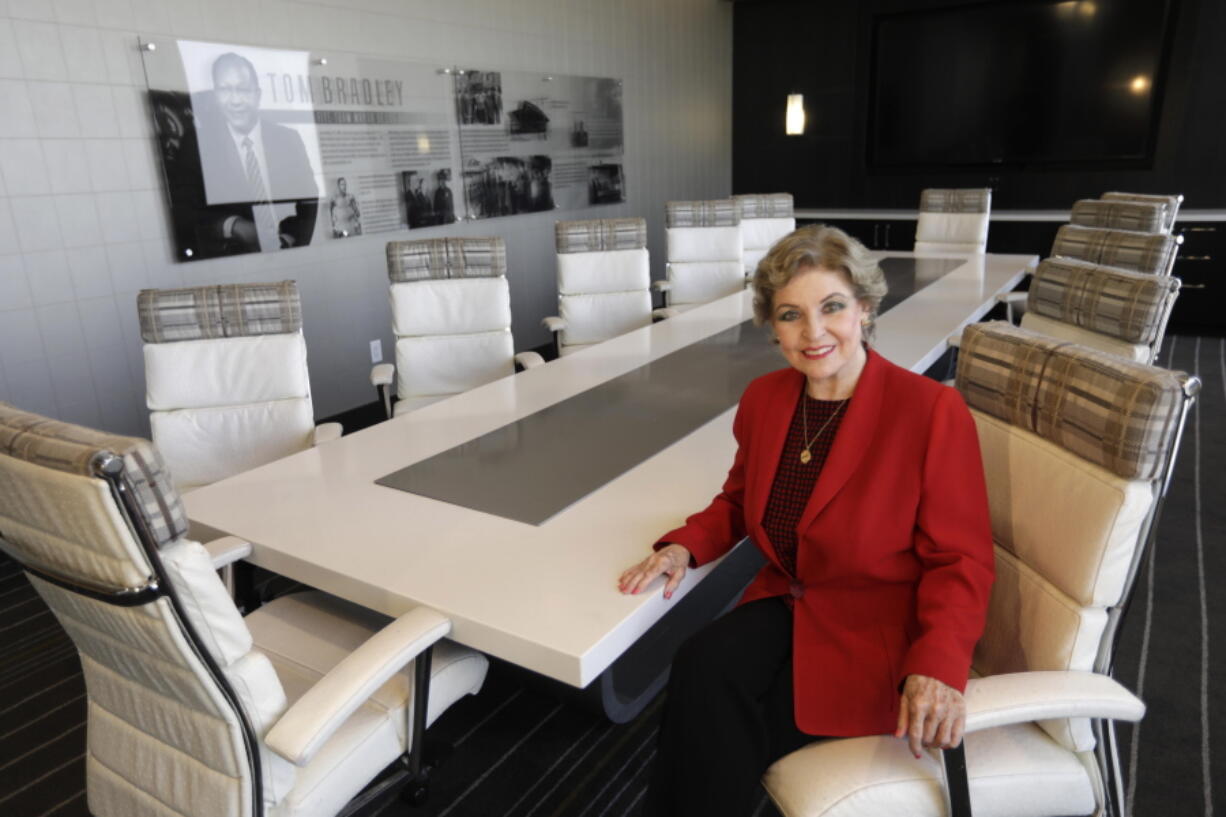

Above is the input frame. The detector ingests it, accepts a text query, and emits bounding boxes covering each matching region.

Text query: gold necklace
[799,396,847,464]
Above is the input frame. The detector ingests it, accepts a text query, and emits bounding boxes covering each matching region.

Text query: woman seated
[619,225,995,816]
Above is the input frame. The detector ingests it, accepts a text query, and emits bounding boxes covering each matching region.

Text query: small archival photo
[401,168,458,228]
[456,71,503,125]
[508,99,549,139]
[463,155,554,219]
[588,163,625,205]
[327,175,362,238]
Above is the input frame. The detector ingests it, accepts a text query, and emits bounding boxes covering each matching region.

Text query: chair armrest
[963,671,1145,734]
[370,363,395,388]
[202,536,251,570]
[651,279,672,292]
[653,307,681,320]
[312,423,343,445]
[514,351,546,370]
[265,607,452,767]
[995,291,1029,305]
[947,331,962,349]
[541,316,567,333]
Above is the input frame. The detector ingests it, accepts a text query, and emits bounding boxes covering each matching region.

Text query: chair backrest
[139,281,316,492]
[956,322,1194,755]
[734,193,796,277]
[1020,257,1181,364]
[0,403,295,817]
[385,237,515,412]
[1050,224,1180,277]
[1101,191,1183,234]
[914,188,991,253]
[553,217,652,354]
[1069,198,1166,234]
[665,199,744,308]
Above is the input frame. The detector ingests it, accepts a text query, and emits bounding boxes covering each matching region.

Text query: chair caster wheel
[401,782,429,806]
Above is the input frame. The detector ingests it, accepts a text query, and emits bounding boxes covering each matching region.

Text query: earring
[770,336,780,345]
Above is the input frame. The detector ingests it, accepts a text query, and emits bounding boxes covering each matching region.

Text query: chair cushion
[666,199,739,228]
[914,212,989,250]
[395,331,514,401]
[734,193,794,220]
[560,290,653,346]
[145,333,312,411]
[666,225,743,263]
[1025,257,1176,345]
[390,277,511,337]
[1102,191,1180,232]
[555,217,646,252]
[151,399,315,490]
[1070,199,1165,233]
[919,188,992,213]
[668,260,745,305]
[740,217,796,251]
[1020,312,1149,363]
[138,281,302,343]
[247,592,488,817]
[387,236,506,283]
[1050,225,1177,276]
[763,721,1094,817]
[557,248,650,295]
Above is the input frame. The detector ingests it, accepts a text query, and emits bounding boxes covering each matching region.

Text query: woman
[618,225,994,816]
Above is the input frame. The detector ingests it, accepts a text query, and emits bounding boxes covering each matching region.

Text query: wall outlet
[369,339,383,364]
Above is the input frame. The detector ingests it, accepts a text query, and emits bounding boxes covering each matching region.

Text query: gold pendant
[799,449,812,464]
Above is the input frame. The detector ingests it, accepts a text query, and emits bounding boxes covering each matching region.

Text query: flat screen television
[868,0,1176,169]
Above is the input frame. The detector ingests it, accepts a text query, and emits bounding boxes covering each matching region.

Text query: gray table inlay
[376,256,963,524]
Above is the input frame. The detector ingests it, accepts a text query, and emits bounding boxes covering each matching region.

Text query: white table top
[184,251,1036,688]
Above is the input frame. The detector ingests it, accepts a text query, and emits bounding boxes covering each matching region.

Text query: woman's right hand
[618,544,692,600]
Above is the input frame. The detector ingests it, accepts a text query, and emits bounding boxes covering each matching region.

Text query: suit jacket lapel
[746,370,804,558]
[797,348,885,532]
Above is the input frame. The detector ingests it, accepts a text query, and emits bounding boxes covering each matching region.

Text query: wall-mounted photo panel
[141,39,458,261]
[456,70,625,220]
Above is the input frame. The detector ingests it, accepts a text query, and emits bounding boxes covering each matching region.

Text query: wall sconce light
[786,94,805,135]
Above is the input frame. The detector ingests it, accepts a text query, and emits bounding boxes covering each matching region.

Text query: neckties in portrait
[242,136,280,251]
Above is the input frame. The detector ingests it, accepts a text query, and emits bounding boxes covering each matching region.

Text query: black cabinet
[800,218,917,251]
[1169,222,1225,336]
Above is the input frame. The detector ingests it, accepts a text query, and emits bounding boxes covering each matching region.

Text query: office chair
[764,321,1198,817]
[1101,192,1183,235]
[372,236,544,419]
[0,402,488,817]
[913,188,992,254]
[735,193,797,278]
[1068,199,1167,234]
[1019,257,1181,364]
[657,199,744,311]
[140,281,341,494]
[542,217,670,357]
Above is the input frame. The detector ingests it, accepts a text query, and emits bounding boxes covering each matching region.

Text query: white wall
[0,0,732,436]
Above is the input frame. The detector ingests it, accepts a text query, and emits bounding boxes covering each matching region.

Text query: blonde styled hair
[751,224,887,338]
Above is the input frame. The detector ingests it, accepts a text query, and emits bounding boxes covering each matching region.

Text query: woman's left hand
[894,674,965,758]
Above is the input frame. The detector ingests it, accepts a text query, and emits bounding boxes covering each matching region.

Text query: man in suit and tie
[174,52,318,257]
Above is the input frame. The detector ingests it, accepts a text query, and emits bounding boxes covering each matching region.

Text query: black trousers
[644,597,816,817]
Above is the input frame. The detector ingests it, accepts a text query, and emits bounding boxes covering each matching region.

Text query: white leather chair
[372,236,544,418]
[1101,192,1183,234]
[914,188,991,254]
[735,193,796,278]
[0,402,488,817]
[658,199,744,311]
[542,217,667,357]
[139,281,341,494]
[1069,198,1167,235]
[1019,257,1181,364]
[764,321,1198,817]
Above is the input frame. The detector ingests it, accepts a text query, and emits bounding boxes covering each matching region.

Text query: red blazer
[659,349,994,737]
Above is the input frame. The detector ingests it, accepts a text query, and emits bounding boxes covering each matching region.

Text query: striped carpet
[1,336,1223,817]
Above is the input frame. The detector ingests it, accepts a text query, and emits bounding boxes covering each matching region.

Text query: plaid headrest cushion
[734,193,794,220]
[387,237,507,282]
[556,218,647,253]
[919,188,992,214]
[1070,199,1165,234]
[666,199,739,228]
[956,322,1187,480]
[1027,258,1180,344]
[0,403,188,547]
[138,281,301,343]
[1050,225,1176,276]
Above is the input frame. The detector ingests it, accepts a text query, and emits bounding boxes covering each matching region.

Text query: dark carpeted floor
[1,336,1222,817]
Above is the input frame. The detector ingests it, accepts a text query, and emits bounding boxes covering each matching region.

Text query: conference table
[184,251,1036,721]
